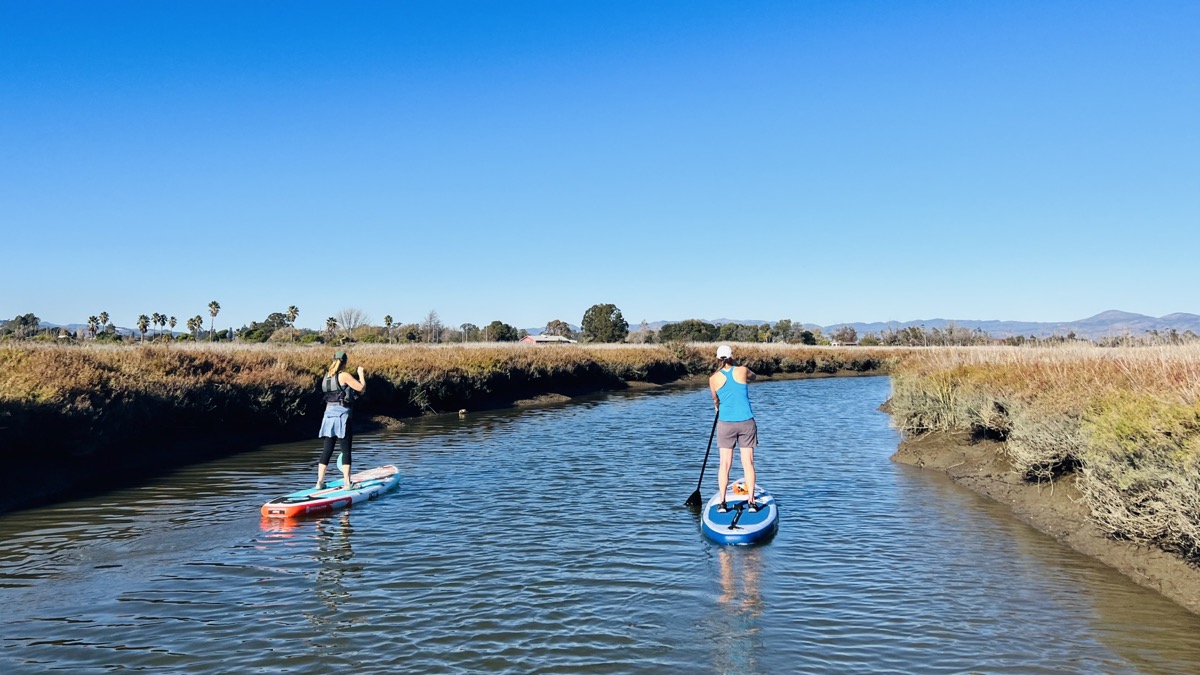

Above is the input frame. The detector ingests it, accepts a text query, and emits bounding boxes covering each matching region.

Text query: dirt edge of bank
[891,431,1200,615]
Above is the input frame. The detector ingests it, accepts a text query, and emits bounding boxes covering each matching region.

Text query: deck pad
[700,480,779,545]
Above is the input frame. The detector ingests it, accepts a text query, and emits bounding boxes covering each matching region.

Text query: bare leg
[740,446,756,504]
[341,463,353,488]
[718,447,734,507]
[315,463,328,490]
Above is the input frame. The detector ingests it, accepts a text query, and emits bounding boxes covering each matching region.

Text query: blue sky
[3,1,1197,331]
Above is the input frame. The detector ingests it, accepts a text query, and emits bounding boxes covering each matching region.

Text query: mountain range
[635,310,1200,341]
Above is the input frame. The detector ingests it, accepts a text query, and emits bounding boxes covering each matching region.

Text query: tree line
[5,305,1196,347]
[0,302,635,346]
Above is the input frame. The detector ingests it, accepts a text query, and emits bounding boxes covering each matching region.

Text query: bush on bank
[888,344,1200,563]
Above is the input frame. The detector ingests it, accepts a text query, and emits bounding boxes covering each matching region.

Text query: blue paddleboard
[700,480,779,545]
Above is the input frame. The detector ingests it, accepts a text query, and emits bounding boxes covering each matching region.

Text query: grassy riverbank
[0,341,902,512]
[888,344,1200,565]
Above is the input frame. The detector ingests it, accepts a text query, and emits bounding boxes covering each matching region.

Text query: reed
[0,341,902,469]
[889,343,1200,561]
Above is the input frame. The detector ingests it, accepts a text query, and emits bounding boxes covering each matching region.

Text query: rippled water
[4,376,1200,673]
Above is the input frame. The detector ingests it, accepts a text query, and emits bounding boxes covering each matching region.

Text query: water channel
[3,376,1200,673]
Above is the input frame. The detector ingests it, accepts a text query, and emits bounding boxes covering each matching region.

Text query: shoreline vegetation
[888,344,1200,613]
[7,340,1200,615]
[0,342,899,514]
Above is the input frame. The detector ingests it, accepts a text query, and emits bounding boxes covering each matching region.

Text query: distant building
[519,334,578,345]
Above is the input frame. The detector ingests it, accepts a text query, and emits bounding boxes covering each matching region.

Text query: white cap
[716,345,733,359]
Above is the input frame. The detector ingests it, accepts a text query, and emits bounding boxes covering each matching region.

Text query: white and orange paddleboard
[261,465,400,518]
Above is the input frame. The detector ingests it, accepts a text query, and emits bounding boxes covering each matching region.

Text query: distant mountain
[523,323,580,336]
[534,312,1199,340]
[823,311,1200,340]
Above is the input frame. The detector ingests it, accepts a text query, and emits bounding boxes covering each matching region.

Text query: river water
[3,376,1200,673]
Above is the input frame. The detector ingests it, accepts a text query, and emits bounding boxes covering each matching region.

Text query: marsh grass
[0,342,900,483]
[890,343,1200,561]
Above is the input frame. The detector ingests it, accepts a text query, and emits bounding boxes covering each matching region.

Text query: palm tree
[168,316,177,341]
[186,316,199,340]
[192,314,203,341]
[287,305,299,342]
[137,315,150,342]
[87,316,99,340]
[326,317,338,341]
[151,313,164,339]
[384,315,393,344]
[208,301,221,342]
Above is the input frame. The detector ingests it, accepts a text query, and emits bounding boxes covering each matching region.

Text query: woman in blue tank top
[708,344,760,513]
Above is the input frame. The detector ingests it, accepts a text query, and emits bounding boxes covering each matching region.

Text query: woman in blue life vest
[316,350,367,489]
[708,344,759,513]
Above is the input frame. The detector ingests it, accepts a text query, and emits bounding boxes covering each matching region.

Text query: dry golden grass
[890,343,1200,561]
[1,340,900,459]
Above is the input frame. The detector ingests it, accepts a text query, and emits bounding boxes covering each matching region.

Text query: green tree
[485,320,518,342]
[168,316,177,338]
[208,301,221,342]
[659,319,718,342]
[98,311,109,332]
[261,312,289,333]
[383,315,393,343]
[543,319,574,338]
[771,319,792,342]
[831,325,858,344]
[326,317,338,340]
[4,313,40,339]
[87,316,100,339]
[137,314,150,342]
[580,303,629,343]
[396,322,422,342]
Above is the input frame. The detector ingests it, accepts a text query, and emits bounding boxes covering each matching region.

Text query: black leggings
[319,431,352,467]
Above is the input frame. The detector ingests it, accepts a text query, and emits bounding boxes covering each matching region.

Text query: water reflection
[711,547,765,675]
[312,510,357,615]
[897,462,1200,670]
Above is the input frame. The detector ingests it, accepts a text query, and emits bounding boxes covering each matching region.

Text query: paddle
[685,412,720,508]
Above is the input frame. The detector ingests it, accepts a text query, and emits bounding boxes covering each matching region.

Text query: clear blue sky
[3,1,1197,331]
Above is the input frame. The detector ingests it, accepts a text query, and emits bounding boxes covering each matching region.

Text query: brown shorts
[717,419,758,449]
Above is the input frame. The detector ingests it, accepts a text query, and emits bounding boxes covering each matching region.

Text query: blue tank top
[716,366,753,422]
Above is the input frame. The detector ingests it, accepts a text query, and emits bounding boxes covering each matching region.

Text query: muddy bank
[5,381,634,516]
[892,431,1200,615]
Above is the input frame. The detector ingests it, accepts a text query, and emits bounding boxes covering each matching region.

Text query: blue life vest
[716,366,753,422]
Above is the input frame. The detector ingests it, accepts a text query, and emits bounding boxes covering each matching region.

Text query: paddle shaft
[686,412,720,505]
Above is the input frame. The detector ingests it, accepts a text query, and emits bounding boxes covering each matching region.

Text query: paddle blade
[684,489,703,508]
